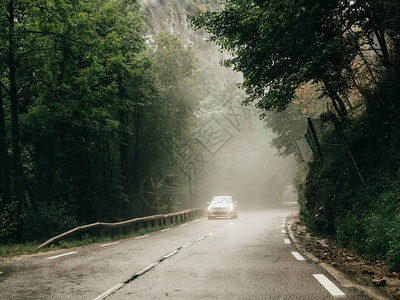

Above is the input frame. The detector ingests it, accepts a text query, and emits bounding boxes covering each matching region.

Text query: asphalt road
[0,209,372,299]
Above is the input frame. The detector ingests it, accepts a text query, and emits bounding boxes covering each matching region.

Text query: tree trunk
[0,86,11,204]
[119,109,130,196]
[8,0,25,241]
[374,29,391,68]
[132,108,141,189]
[322,79,347,117]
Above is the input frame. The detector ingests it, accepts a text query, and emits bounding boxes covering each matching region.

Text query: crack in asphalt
[93,229,220,300]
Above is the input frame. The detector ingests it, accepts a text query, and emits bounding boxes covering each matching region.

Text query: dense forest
[191,0,400,271]
[0,0,208,242]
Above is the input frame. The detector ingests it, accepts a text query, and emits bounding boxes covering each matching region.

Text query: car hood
[210,203,233,208]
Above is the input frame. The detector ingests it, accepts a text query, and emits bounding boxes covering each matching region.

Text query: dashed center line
[281,229,286,234]
[222,222,235,229]
[180,223,188,227]
[182,242,193,248]
[284,239,291,244]
[93,283,124,300]
[313,274,346,297]
[134,234,149,240]
[46,251,77,260]
[161,228,171,232]
[135,262,159,276]
[196,236,206,242]
[94,226,215,300]
[291,251,305,261]
[100,242,119,247]
[162,250,179,260]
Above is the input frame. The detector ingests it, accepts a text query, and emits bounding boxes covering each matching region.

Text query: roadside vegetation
[0,220,188,263]
[191,0,400,271]
[301,78,400,271]
[0,0,201,244]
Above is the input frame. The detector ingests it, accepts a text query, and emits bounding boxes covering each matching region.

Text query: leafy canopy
[190,0,397,114]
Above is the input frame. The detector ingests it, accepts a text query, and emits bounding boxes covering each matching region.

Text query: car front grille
[212,208,229,215]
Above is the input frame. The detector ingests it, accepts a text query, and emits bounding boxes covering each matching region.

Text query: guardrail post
[109,227,114,239]
[97,226,102,238]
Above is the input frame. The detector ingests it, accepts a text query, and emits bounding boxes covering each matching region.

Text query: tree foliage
[0,0,199,242]
[190,0,400,116]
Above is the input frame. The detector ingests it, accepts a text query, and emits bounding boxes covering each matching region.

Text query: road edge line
[286,212,391,300]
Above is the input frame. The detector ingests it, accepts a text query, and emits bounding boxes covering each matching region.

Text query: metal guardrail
[37,208,206,249]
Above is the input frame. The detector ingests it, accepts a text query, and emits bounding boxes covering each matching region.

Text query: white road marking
[281,224,285,228]
[284,239,291,244]
[180,223,188,227]
[100,242,119,247]
[161,228,171,232]
[95,230,217,300]
[291,252,305,261]
[45,251,76,260]
[93,283,125,300]
[135,262,159,276]
[222,222,234,229]
[182,242,193,248]
[134,234,149,240]
[313,274,346,297]
[281,229,286,233]
[193,219,200,222]
[162,250,179,260]
[196,236,206,242]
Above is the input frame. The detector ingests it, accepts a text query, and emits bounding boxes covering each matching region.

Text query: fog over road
[0,209,371,299]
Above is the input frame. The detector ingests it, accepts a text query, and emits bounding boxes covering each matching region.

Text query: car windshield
[210,197,232,205]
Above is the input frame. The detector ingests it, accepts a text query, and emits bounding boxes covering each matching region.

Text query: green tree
[190,0,399,117]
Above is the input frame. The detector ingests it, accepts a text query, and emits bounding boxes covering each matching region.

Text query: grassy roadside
[0,219,194,263]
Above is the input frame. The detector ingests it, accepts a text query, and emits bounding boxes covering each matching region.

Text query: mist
[138,0,299,212]
[194,122,298,210]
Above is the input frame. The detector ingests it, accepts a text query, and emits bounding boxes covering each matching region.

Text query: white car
[207,196,237,219]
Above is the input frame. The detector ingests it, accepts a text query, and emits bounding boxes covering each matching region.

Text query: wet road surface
[0,209,372,299]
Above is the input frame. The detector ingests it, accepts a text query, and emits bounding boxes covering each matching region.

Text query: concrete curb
[286,212,392,300]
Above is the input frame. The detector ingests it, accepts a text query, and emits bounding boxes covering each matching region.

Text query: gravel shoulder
[287,214,400,300]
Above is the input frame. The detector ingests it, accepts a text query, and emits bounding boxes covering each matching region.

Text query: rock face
[138,0,225,64]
